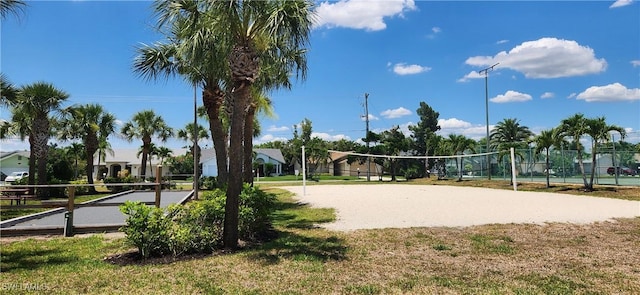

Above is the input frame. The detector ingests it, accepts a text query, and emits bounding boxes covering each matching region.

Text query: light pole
[479,63,499,180]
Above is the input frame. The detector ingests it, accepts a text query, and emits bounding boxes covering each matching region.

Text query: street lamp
[479,63,499,180]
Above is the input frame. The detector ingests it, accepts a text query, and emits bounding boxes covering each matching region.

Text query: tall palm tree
[557,114,590,189]
[121,110,173,180]
[584,117,625,190]
[490,118,533,182]
[532,129,557,188]
[1,74,19,105]
[447,134,476,181]
[211,0,314,249]
[156,146,173,166]
[0,0,26,19]
[15,82,69,197]
[59,104,116,192]
[177,122,209,158]
[135,0,231,185]
[243,90,276,183]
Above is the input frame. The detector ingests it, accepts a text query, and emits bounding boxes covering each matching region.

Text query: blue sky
[2,0,639,152]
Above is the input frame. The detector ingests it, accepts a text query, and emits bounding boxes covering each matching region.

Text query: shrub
[103,175,134,192]
[119,201,171,258]
[200,176,220,190]
[238,184,276,241]
[69,179,90,195]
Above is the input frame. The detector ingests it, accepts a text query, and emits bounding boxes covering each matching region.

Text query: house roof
[199,148,285,164]
[0,150,30,161]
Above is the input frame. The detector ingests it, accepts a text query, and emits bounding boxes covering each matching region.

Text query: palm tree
[59,104,116,192]
[177,122,210,158]
[211,0,314,249]
[447,134,476,181]
[156,146,173,167]
[583,117,625,190]
[557,114,590,189]
[1,74,19,105]
[15,82,69,197]
[0,0,26,19]
[135,0,231,185]
[532,129,557,188]
[96,137,114,179]
[66,142,85,180]
[490,118,533,183]
[243,90,276,183]
[121,110,173,180]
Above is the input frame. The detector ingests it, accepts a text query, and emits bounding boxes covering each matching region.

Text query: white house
[199,148,285,177]
[0,150,30,176]
[93,148,188,179]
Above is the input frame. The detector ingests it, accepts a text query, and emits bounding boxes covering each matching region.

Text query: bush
[103,175,134,192]
[200,176,220,190]
[68,179,90,195]
[119,201,171,258]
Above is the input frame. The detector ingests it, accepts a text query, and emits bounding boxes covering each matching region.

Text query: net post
[510,147,517,191]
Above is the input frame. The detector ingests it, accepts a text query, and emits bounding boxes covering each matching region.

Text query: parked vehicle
[607,166,637,176]
[5,171,29,183]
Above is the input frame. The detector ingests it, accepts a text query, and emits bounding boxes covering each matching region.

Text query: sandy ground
[281,184,640,231]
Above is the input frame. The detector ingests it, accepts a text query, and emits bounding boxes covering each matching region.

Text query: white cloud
[438,118,472,129]
[314,0,416,31]
[361,114,379,121]
[457,71,484,82]
[575,83,640,102]
[541,92,555,99]
[631,60,640,67]
[496,39,509,44]
[266,125,289,132]
[490,90,533,103]
[392,63,431,75]
[312,132,350,141]
[465,37,607,78]
[432,27,441,33]
[381,107,412,119]
[610,0,633,8]
[256,134,288,144]
[567,93,577,99]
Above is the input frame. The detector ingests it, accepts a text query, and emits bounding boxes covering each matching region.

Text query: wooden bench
[0,195,23,206]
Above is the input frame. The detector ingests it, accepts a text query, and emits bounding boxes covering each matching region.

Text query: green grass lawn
[1,188,639,294]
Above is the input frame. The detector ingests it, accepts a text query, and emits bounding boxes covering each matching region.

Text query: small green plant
[119,201,171,258]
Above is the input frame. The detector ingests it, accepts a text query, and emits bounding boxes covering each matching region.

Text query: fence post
[64,186,75,237]
[155,165,162,208]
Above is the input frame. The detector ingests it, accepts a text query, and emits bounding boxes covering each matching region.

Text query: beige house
[93,148,188,179]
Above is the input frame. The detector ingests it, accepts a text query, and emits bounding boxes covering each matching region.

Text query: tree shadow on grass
[1,248,79,273]
[248,230,348,265]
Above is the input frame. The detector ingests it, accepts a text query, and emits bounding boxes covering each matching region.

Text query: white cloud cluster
[314,0,416,31]
[465,37,607,78]
[610,0,633,8]
[266,125,290,132]
[256,134,289,144]
[575,83,640,102]
[438,118,472,129]
[392,63,431,75]
[437,118,492,140]
[361,114,380,121]
[496,39,509,44]
[540,92,555,99]
[457,70,484,82]
[631,60,640,67]
[381,107,412,119]
[490,90,533,103]
[312,132,350,141]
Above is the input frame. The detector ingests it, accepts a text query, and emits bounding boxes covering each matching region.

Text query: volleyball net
[328,150,501,179]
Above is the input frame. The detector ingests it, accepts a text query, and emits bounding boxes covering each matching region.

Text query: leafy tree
[121,110,173,179]
[156,146,173,167]
[65,142,85,180]
[59,103,116,192]
[409,102,441,176]
[379,126,410,181]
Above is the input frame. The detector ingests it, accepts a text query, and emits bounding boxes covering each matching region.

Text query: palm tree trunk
[140,141,149,180]
[576,149,588,190]
[458,156,463,181]
[203,85,229,186]
[224,81,250,250]
[588,143,597,191]
[545,149,550,188]
[243,103,256,184]
[33,117,50,198]
[28,136,36,195]
[85,133,98,193]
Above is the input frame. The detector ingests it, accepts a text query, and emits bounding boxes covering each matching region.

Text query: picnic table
[0,188,35,206]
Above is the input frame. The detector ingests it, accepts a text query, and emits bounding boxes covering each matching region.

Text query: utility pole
[479,63,499,180]
[364,93,371,182]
